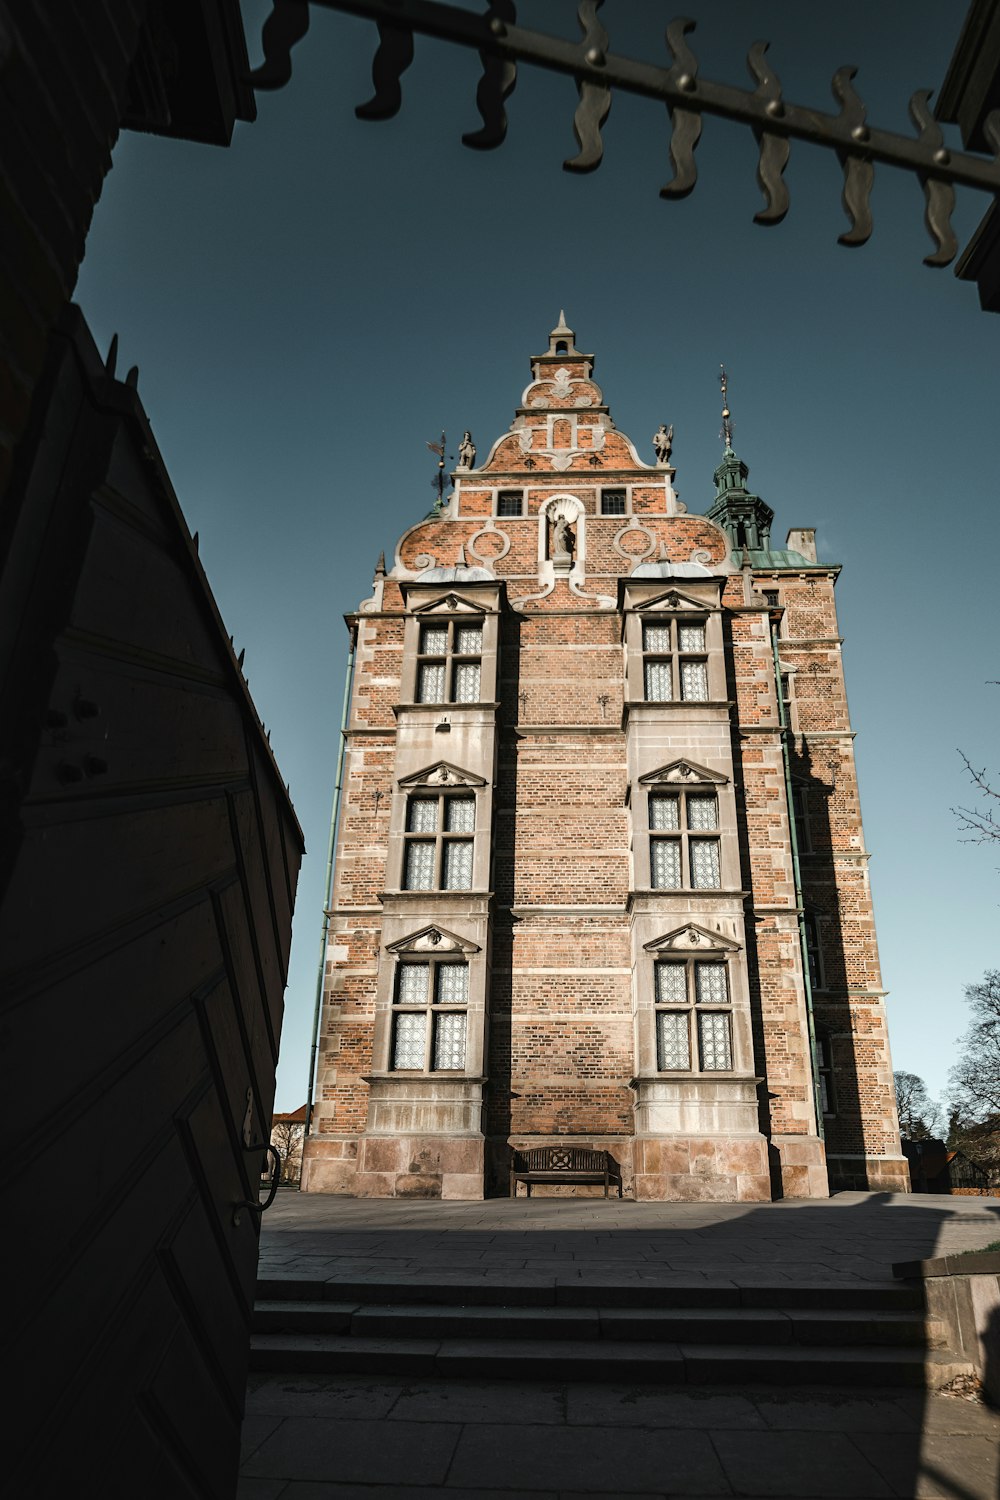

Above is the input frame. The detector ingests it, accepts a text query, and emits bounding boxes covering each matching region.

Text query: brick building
[302,316,907,1202]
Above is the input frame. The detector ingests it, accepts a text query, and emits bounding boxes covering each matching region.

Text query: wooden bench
[509,1146,623,1198]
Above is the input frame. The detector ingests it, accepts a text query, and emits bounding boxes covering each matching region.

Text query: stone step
[256,1274,924,1312]
[248,1331,973,1389]
[253,1299,947,1349]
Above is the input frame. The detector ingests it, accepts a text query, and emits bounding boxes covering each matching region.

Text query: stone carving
[550,367,574,402]
[458,431,476,469]
[653,423,674,464]
[551,513,575,561]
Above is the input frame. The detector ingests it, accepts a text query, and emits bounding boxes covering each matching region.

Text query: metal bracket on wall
[247,0,1000,270]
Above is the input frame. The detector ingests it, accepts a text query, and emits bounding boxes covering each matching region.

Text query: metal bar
[303,0,1000,192]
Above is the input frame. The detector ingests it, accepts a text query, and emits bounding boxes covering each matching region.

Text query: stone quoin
[301,316,907,1202]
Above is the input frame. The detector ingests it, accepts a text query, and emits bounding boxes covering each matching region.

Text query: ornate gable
[639,759,727,787]
[644,923,739,955]
[385,925,480,956]
[396,762,487,790]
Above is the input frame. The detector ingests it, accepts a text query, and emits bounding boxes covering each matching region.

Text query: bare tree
[948,971,1000,1122]
[269,1118,304,1183]
[954,685,1000,845]
[893,1070,940,1140]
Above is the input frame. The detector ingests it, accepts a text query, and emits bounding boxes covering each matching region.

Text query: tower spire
[719,364,734,453]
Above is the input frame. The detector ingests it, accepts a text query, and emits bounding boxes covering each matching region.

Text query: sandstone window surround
[371,924,486,1081]
[621,584,726,709]
[403,791,476,891]
[600,487,627,516]
[496,490,523,517]
[649,787,721,891]
[398,587,501,708]
[641,617,709,702]
[654,957,735,1073]
[388,763,490,896]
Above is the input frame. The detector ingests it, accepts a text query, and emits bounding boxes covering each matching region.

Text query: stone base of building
[301,1132,484,1198]
[826,1153,912,1194]
[768,1134,829,1199]
[633,1133,772,1202]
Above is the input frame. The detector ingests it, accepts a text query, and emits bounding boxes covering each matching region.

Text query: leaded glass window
[645,786,722,889]
[652,957,734,1075]
[695,963,728,1005]
[414,617,483,704]
[655,964,687,1004]
[680,659,709,701]
[656,1011,690,1069]
[436,964,469,1005]
[408,799,438,833]
[420,625,448,655]
[649,794,680,831]
[678,622,706,652]
[453,661,481,701]
[418,662,446,704]
[402,791,477,890]
[698,1011,732,1070]
[392,1012,426,1069]
[644,660,672,702]
[643,622,671,652]
[403,841,435,890]
[686,794,718,830]
[433,1011,467,1069]
[690,839,721,889]
[390,959,470,1072]
[443,839,473,890]
[651,839,681,889]
[446,797,475,833]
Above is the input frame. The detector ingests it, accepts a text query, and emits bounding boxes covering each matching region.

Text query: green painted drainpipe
[770,616,824,1143]
[301,623,357,1168]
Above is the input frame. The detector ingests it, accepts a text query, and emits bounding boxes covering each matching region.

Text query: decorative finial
[719,364,733,451]
[375,550,386,578]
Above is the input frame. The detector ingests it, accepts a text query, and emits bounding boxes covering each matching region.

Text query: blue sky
[76,2,998,1114]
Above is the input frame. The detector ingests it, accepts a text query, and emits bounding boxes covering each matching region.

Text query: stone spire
[547,309,577,356]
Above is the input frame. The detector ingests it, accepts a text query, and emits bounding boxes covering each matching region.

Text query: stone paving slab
[258,1192,1000,1288]
[239,1376,1000,1498]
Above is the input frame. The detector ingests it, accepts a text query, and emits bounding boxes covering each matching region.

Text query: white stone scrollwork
[612,521,657,563]
[466,522,509,568]
[690,548,713,566]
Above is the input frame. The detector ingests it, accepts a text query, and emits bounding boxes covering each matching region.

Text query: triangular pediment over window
[644,923,739,955]
[640,758,727,787]
[413,593,484,615]
[385,925,480,956]
[635,589,711,613]
[397,761,487,790]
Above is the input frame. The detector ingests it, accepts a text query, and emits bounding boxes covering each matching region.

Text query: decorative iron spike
[748,41,790,225]
[238,648,246,668]
[192,531,199,552]
[125,366,139,387]
[564,0,611,174]
[355,21,414,120]
[831,66,874,247]
[909,89,958,267]
[660,16,701,200]
[463,1,517,150]
[105,334,118,376]
[249,0,310,90]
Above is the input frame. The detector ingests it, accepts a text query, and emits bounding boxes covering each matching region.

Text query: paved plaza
[241,1192,1000,1498]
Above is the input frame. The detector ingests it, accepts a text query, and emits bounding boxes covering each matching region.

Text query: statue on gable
[458,431,477,469]
[653,423,674,465]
